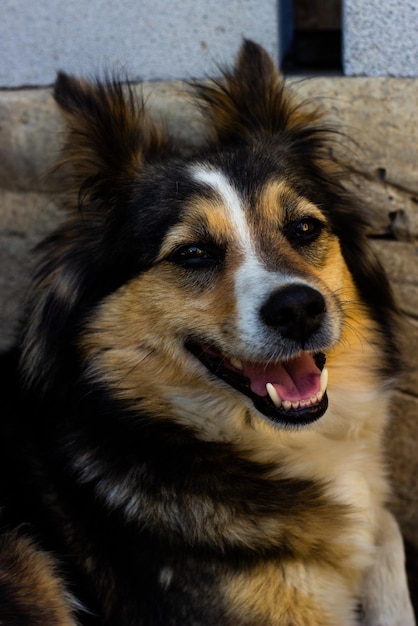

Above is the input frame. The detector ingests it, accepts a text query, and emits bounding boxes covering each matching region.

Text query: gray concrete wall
[3,0,418,83]
[343,0,418,76]
[1,0,281,87]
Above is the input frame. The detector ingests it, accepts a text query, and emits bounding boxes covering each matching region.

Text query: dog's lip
[185,340,328,426]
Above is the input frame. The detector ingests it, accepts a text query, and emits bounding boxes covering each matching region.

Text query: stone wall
[0,77,417,552]
[343,0,418,76]
[1,0,280,87]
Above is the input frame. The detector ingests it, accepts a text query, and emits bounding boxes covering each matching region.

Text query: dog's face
[22,41,398,441]
[80,155,349,432]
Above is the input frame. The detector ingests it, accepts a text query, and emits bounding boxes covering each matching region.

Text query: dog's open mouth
[186,341,328,426]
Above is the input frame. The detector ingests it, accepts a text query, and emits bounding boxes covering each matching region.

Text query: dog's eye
[288,218,323,244]
[169,244,222,269]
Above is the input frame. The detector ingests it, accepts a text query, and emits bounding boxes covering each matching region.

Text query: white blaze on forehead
[191,165,293,355]
[191,165,253,250]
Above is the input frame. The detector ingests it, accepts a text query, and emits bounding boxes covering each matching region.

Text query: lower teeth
[265,382,327,412]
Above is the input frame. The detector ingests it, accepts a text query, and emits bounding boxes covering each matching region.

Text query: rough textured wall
[0,0,280,87]
[0,77,417,568]
[343,0,418,76]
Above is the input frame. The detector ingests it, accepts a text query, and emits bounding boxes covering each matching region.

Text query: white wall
[0,0,281,87]
[343,0,418,77]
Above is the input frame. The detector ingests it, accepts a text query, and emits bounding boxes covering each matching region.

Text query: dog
[0,40,414,625]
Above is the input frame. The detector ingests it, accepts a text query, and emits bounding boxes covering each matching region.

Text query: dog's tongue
[243,351,321,402]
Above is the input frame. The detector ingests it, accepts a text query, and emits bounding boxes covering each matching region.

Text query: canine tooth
[320,367,328,394]
[282,400,292,411]
[230,357,243,370]
[266,383,282,408]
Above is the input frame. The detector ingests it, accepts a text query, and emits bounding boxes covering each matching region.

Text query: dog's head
[21,41,398,436]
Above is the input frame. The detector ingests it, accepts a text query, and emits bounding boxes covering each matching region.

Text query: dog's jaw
[186,341,329,427]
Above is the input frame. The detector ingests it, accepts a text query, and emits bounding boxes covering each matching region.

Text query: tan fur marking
[255,180,325,226]
[158,195,243,261]
[223,560,359,625]
[250,180,336,274]
[0,533,78,625]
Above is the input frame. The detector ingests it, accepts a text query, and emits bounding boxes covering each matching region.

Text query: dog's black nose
[260,285,326,345]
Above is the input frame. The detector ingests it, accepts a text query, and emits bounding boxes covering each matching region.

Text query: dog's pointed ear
[193,39,320,144]
[54,72,172,201]
[20,74,173,394]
